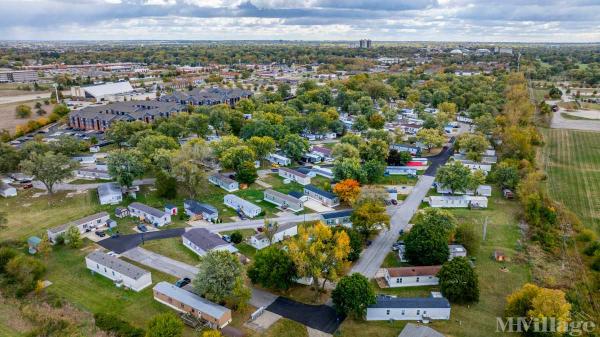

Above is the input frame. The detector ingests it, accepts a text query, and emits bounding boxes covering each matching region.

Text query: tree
[105,121,149,146]
[50,135,85,156]
[359,139,388,162]
[248,246,298,290]
[136,134,179,158]
[414,208,457,237]
[333,179,361,206]
[146,313,183,337]
[107,150,145,188]
[455,133,490,161]
[229,278,251,310]
[248,136,276,160]
[363,160,386,183]
[155,170,177,199]
[20,151,78,195]
[352,115,369,132]
[351,199,390,237]
[332,273,376,318]
[186,114,210,137]
[474,114,496,135]
[332,143,360,159]
[0,247,18,274]
[505,283,571,335]
[5,254,46,296]
[548,87,562,99]
[492,161,520,189]
[0,143,20,173]
[236,161,258,184]
[387,149,412,166]
[280,134,309,161]
[454,223,480,255]
[202,330,223,337]
[65,226,82,248]
[220,146,256,171]
[416,128,445,152]
[340,227,363,262]
[404,223,449,265]
[438,257,479,303]
[193,250,245,303]
[333,157,366,183]
[52,104,70,117]
[435,161,472,194]
[15,104,32,118]
[368,114,385,129]
[287,222,350,294]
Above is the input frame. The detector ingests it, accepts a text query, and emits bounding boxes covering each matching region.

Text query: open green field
[539,129,600,233]
[340,193,531,337]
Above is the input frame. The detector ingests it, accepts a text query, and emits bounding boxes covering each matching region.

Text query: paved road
[98,228,185,253]
[350,146,453,278]
[122,246,198,279]
[191,213,324,232]
[0,92,51,105]
[33,178,155,192]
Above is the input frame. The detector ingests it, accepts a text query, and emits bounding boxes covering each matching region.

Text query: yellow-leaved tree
[287,222,350,296]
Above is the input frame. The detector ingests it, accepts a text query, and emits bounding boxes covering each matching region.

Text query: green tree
[416,128,445,152]
[136,134,179,158]
[65,226,82,248]
[332,143,360,159]
[20,151,78,195]
[404,223,449,265]
[548,87,562,99]
[155,170,177,199]
[438,257,479,303]
[333,157,366,183]
[387,150,412,166]
[0,143,20,173]
[368,114,385,129]
[363,160,386,183]
[435,161,472,194]
[107,150,145,188]
[352,115,369,132]
[15,104,32,118]
[414,208,457,237]
[492,161,520,189]
[5,254,46,296]
[186,114,210,137]
[474,114,496,135]
[248,246,298,290]
[350,199,390,237]
[52,104,70,117]
[248,136,276,160]
[0,247,18,274]
[220,145,256,171]
[280,134,309,161]
[454,223,480,255]
[193,250,245,303]
[146,313,183,337]
[359,139,388,162]
[332,273,376,319]
[455,133,490,162]
[236,161,258,184]
[105,121,150,147]
[50,135,85,156]
[230,231,243,244]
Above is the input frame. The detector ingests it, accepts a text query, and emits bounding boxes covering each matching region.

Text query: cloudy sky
[1,0,599,42]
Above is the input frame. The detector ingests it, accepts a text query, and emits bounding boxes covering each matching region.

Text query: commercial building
[159,87,252,107]
[0,70,38,83]
[68,100,184,131]
[70,81,135,102]
[153,282,232,329]
[47,212,110,243]
[85,251,152,291]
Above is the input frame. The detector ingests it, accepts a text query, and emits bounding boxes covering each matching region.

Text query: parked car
[137,224,148,232]
[392,241,403,251]
[366,240,372,247]
[256,226,264,232]
[111,233,120,238]
[95,230,106,237]
[222,235,232,243]
[175,277,191,288]
[391,199,398,205]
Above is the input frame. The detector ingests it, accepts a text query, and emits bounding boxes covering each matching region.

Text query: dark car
[175,277,191,288]
[391,199,398,205]
[110,233,120,238]
[366,240,373,247]
[95,230,106,237]
[137,224,148,232]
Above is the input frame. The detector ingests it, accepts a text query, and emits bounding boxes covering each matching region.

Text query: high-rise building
[359,39,372,49]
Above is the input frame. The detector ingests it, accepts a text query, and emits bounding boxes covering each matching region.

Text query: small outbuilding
[27,236,42,254]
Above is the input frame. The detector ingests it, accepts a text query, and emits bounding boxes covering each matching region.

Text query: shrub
[583,241,600,257]
[230,231,243,244]
[94,312,145,337]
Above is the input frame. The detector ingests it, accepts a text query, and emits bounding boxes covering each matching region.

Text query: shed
[28,236,42,254]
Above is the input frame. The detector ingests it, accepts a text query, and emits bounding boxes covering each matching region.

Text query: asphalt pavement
[98,227,185,253]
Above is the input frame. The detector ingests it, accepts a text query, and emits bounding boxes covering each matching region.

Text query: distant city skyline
[1,0,599,42]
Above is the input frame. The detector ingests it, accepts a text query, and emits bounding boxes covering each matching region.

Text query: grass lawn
[381,251,406,268]
[140,237,201,266]
[43,244,177,329]
[340,193,530,337]
[378,175,418,185]
[532,88,549,102]
[539,129,600,233]
[262,318,307,337]
[561,112,600,120]
[235,242,258,259]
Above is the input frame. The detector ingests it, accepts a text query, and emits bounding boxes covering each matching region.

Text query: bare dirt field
[551,107,600,132]
[0,99,56,134]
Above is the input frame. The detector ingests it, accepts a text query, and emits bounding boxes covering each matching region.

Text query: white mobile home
[263,189,304,212]
[435,183,492,197]
[304,185,339,207]
[385,166,418,176]
[224,194,262,218]
[366,294,451,321]
[278,167,311,185]
[208,174,239,192]
[85,251,152,291]
[47,212,110,243]
[320,209,353,227]
[98,182,122,205]
[383,266,441,288]
[427,195,488,208]
[128,202,171,227]
[182,228,237,257]
[266,153,292,166]
[183,199,219,222]
[0,183,16,198]
[398,244,467,262]
[249,223,298,250]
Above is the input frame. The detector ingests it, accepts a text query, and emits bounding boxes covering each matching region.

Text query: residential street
[121,246,199,279]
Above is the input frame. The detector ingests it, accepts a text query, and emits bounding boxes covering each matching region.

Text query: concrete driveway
[121,246,198,279]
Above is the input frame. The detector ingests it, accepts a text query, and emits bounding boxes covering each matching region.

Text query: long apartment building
[68,100,184,131]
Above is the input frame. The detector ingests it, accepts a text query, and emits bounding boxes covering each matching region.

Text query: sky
[1,0,600,42]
